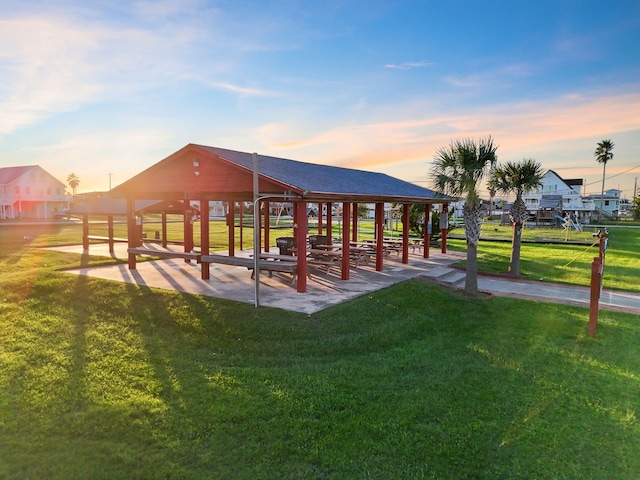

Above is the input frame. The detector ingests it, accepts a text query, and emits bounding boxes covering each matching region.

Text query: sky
[1,0,639,200]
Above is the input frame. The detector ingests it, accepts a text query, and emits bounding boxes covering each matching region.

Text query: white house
[522,170,595,223]
[583,189,621,220]
[0,165,70,219]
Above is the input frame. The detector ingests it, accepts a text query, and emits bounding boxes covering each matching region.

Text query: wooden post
[127,197,137,269]
[589,256,603,338]
[295,201,308,293]
[375,202,384,271]
[107,215,114,254]
[239,202,244,250]
[318,202,324,234]
[162,211,167,248]
[82,214,89,251]
[342,202,351,280]
[440,203,448,254]
[184,209,193,262]
[424,204,431,259]
[352,202,358,242]
[228,202,235,257]
[326,202,333,245]
[264,200,270,253]
[201,198,210,280]
[402,203,410,264]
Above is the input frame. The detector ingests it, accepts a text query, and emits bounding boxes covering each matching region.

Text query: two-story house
[583,189,621,220]
[0,165,70,219]
[522,170,595,224]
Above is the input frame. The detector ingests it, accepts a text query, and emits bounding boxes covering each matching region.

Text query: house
[0,165,70,219]
[583,189,622,220]
[522,170,595,224]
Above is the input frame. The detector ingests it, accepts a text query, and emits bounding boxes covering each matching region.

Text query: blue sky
[1,0,639,198]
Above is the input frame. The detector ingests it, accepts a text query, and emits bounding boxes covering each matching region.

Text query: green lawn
[1,222,639,479]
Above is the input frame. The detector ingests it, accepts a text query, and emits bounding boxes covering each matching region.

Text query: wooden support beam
[342,202,351,280]
[402,203,410,264]
[201,198,210,279]
[424,204,431,259]
[375,202,384,271]
[295,201,308,292]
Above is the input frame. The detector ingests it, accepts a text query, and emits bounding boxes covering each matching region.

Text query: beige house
[0,165,70,219]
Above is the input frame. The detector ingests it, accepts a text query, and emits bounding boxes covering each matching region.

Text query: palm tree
[488,159,544,276]
[430,136,498,294]
[67,173,80,196]
[594,139,614,221]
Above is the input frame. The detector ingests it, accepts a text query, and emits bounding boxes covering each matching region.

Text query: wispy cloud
[384,61,433,70]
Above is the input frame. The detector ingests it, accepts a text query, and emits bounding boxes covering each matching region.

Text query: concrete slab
[48,242,465,315]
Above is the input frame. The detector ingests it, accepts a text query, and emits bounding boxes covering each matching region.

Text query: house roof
[0,165,66,188]
[110,144,451,204]
[0,166,38,184]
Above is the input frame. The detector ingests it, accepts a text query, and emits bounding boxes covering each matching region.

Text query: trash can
[276,237,296,255]
[309,235,329,249]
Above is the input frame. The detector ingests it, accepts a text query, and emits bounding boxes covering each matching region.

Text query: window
[47,187,52,195]
[15,186,20,194]
[25,187,30,194]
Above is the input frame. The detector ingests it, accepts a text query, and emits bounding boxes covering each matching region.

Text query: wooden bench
[88,235,128,243]
[201,254,299,283]
[127,247,201,262]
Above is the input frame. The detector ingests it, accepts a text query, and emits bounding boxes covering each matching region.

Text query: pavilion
[109,144,453,293]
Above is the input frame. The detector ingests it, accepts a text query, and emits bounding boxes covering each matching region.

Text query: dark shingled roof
[196,145,444,201]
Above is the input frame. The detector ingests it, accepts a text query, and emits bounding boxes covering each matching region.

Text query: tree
[488,159,544,276]
[594,139,614,221]
[633,197,640,221]
[67,173,80,196]
[430,136,498,294]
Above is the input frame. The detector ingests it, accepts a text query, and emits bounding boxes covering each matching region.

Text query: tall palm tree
[594,139,614,221]
[488,159,544,276]
[67,173,80,196]
[430,136,498,294]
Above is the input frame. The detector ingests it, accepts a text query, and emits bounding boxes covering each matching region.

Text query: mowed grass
[0,222,639,479]
[447,224,640,293]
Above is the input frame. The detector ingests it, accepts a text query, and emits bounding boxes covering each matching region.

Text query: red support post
[295,201,308,293]
[352,202,358,242]
[440,203,448,254]
[264,200,270,253]
[107,215,114,254]
[326,202,333,245]
[161,211,167,248]
[375,202,384,271]
[201,198,210,280]
[402,203,410,264]
[184,209,194,262]
[424,204,431,259]
[82,214,89,251]
[127,197,137,269]
[318,202,323,234]
[228,201,235,256]
[342,202,351,280]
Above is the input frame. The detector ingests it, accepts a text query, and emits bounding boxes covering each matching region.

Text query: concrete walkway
[421,264,640,315]
[49,242,640,315]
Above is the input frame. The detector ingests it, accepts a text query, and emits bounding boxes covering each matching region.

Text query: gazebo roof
[110,144,451,204]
